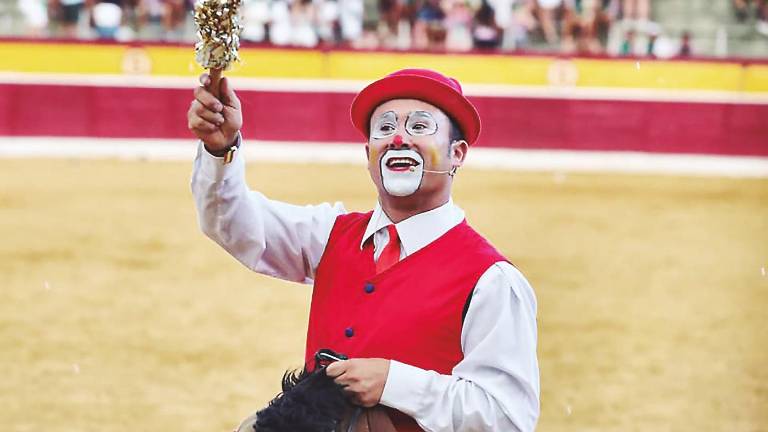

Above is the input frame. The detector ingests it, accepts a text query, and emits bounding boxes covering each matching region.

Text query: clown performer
[188,69,540,432]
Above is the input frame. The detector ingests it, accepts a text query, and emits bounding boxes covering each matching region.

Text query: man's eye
[410,122,432,133]
[380,124,395,132]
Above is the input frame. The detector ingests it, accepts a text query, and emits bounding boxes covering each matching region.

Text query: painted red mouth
[386,157,420,171]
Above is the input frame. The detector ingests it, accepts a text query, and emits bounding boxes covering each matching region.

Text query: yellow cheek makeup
[368,145,380,163]
[428,145,442,168]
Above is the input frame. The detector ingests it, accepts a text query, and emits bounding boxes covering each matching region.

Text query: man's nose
[390,134,408,149]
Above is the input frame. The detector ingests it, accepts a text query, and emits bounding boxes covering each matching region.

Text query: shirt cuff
[380,360,433,415]
[196,133,243,182]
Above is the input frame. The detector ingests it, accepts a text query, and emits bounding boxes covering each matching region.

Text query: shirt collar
[360,199,466,255]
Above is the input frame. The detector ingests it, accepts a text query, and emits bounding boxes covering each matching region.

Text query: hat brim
[350,74,481,145]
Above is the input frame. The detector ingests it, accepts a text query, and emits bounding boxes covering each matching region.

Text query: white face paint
[380,148,424,197]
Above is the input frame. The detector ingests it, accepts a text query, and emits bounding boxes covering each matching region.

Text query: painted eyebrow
[406,111,436,124]
[408,111,433,118]
[374,111,398,122]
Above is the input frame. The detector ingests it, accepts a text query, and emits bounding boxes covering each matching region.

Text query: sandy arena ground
[1,158,766,432]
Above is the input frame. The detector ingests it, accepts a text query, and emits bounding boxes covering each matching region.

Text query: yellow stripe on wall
[743,65,768,92]
[143,46,200,76]
[134,46,330,78]
[1,42,127,74]
[1,41,766,93]
[212,48,328,78]
[325,51,552,85]
[574,58,744,91]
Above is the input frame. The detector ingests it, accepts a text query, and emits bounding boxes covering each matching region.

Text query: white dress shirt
[191,142,540,432]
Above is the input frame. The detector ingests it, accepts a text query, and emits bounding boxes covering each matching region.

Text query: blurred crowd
[11,0,767,56]
[733,0,768,35]
[17,1,195,41]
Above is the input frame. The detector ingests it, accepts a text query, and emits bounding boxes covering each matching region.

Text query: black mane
[253,368,350,432]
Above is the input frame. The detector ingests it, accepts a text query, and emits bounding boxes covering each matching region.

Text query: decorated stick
[193,0,243,99]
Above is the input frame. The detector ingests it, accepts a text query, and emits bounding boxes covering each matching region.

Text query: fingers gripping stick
[208,68,223,100]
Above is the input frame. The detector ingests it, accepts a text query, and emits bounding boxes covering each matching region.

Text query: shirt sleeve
[190,140,346,284]
[379,262,540,432]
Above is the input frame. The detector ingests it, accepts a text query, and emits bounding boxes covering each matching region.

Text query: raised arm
[189,75,345,283]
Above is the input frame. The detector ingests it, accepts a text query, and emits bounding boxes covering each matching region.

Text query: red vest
[305,211,507,431]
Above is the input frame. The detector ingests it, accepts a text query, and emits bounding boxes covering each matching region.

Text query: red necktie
[376,224,401,274]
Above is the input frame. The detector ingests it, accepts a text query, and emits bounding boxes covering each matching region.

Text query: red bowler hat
[350,68,481,145]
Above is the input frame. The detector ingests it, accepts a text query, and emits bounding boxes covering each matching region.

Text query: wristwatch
[204,133,240,164]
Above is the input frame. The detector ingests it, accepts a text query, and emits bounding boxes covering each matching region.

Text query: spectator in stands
[133,0,191,41]
[444,0,473,51]
[378,0,412,49]
[17,0,49,37]
[734,0,751,21]
[91,0,124,39]
[291,0,320,47]
[618,27,633,55]
[339,0,365,42]
[241,0,270,42]
[472,0,503,49]
[316,0,341,43]
[621,0,648,24]
[533,0,562,46]
[733,0,768,35]
[118,0,141,39]
[50,0,87,38]
[351,0,381,48]
[378,0,404,47]
[412,0,446,49]
[269,0,293,45]
[503,0,538,50]
[487,0,519,50]
[645,31,657,57]
[562,0,617,54]
[162,0,188,40]
[135,0,158,38]
[678,30,692,57]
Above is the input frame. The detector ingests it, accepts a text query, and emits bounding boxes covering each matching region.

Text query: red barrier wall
[1,83,767,156]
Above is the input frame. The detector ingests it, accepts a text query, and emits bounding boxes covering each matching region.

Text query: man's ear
[451,140,468,168]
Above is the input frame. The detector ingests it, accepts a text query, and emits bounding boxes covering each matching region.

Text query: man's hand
[187,73,243,152]
[326,358,391,407]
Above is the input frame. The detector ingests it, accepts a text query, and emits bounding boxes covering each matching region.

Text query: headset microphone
[411,166,458,176]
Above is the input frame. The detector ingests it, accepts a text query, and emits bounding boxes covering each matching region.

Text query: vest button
[344,327,354,338]
[364,283,375,294]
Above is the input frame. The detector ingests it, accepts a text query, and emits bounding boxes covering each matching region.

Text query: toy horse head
[234,350,396,432]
